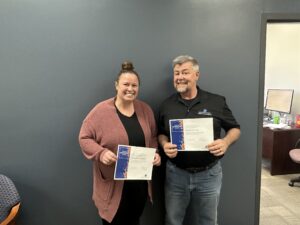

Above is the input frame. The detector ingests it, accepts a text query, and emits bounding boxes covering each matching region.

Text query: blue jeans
[165,160,222,225]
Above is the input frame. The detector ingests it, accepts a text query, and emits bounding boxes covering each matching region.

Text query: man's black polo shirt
[158,87,240,168]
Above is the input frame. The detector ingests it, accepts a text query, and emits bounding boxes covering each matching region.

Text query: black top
[116,109,146,147]
[116,108,146,192]
[158,86,240,168]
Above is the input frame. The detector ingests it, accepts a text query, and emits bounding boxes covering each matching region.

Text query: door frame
[256,13,300,225]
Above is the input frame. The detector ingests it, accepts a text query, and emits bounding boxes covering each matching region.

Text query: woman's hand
[101,150,117,165]
[153,153,161,166]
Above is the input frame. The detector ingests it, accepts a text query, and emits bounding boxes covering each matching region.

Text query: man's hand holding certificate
[114,145,156,180]
[169,118,214,151]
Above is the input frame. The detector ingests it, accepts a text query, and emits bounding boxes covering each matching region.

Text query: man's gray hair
[172,55,199,72]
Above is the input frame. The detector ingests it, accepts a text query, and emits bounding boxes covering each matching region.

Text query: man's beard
[175,84,188,93]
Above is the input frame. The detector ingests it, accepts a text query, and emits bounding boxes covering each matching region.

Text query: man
[158,55,241,225]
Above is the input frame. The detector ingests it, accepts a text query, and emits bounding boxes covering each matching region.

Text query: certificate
[169,118,213,151]
[114,145,156,180]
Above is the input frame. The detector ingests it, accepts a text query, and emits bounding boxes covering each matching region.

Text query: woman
[79,61,161,225]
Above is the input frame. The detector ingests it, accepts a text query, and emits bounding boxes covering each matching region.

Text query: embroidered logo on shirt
[198,109,212,116]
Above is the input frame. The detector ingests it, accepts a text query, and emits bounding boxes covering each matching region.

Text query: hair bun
[122,61,134,71]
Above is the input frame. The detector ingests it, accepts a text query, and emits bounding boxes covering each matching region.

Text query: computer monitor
[265,89,294,114]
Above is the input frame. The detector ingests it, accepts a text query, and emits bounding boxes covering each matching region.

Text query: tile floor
[260,161,300,225]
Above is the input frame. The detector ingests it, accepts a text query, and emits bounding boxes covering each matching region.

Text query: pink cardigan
[79,98,158,222]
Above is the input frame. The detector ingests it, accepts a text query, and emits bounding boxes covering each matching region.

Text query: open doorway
[258,14,300,225]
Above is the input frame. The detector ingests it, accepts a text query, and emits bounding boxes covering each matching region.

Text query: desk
[262,127,300,175]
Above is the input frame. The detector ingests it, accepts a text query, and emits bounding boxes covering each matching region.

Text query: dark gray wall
[263,0,300,12]
[0,0,298,224]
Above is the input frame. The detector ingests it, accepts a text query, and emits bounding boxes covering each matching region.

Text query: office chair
[0,175,21,225]
[288,138,300,187]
